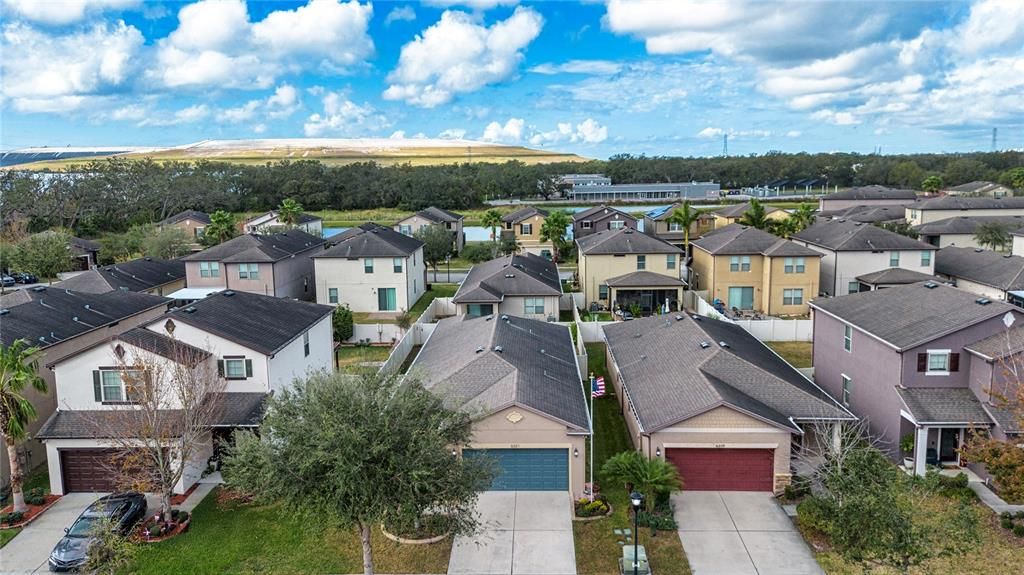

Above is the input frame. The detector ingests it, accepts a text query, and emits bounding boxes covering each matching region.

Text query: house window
[848,281,860,294]
[238,263,259,280]
[524,298,545,315]
[199,261,220,278]
[784,257,805,273]
[467,304,494,317]
[97,370,140,403]
[841,374,852,406]
[730,256,751,272]
[520,223,533,235]
[668,222,683,232]
[599,284,609,300]
[328,288,338,304]
[910,209,918,220]
[783,288,804,306]
[221,357,252,380]
[364,258,374,273]
[393,258,403,273]
[920,250,931,267]
[843,325,853,352]
[889,252,900,267]
[582,220,593,230]
[541,249,552,260]
[609,220,625,230]
[377,288,397,311]
[927,351,950,373]
[303,332,310,357]
[667,254,676,270]
[399,224,412,236]
[636,255,646,270]
[194,227,205,238]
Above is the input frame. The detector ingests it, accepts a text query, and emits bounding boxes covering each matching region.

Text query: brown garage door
[666,448,774,491]
[60,449,121,492]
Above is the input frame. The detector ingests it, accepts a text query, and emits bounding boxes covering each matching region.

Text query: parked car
[49,492,147,572]
[12,271,38,284]
[1,275,15,288]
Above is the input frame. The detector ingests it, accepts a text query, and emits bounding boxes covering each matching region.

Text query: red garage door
[666,448,775,491]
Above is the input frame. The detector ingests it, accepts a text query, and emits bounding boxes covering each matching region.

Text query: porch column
[831,422,842,455]
[913,426,929,477]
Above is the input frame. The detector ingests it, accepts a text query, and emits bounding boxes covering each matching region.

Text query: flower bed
[0,492,62,529]
[136,509,191,543]
[574,496,613,521]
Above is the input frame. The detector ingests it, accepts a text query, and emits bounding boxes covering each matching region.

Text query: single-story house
[242,210,323,236]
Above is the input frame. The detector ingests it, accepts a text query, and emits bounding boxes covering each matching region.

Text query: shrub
[920,471,975,500]
[796,496,834,535]
[1001,517,1015,530]
[147,523,164,537]
[1016,511,1024,520]
[636,509,677,531]
[169,509,181,521]
[25,487,45,506]
[460,242,494,263]
[1001,511,1013,520]
[176,510,189,523]
[574,499,609,517]
[1,511,26,524]
[1014,524,1024,538]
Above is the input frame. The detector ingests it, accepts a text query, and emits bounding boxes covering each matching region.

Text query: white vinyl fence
[691,293,813,342]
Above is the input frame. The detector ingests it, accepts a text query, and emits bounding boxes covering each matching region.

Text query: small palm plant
[277,198,304,227]
[737,199,770,230]
[1,339,47,513]
[539,210,572,264]
[481,209,504,258]
[666,202,698,268]
[601,450,682,512]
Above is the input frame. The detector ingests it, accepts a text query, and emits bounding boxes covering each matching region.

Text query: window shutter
[217,360,225,377]
[916,353,927,372]
[950,353,960,372]
[93,370,102,402]
[245,359,253,378]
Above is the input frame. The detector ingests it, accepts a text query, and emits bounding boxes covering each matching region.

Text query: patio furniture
[619,544,650,575]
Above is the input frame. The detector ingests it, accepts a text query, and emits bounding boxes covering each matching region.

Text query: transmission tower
[722,134,728,156]
[992,128,998,151]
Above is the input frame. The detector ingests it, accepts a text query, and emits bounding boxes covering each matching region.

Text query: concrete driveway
[674,491,823,575]
[447,491,576,575]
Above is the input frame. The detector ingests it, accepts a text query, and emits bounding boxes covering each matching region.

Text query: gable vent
[923,282,938,289]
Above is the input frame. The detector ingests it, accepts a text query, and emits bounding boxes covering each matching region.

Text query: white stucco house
[242,210,323,236]
[37,290,334,495]
[312,223,427,314]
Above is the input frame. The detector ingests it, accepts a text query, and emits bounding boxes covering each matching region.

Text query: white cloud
[216,84,301,124]
[786,130,802,138]
[697,127,725,139]
[384,6,416,25]
[529,60,622,75]
[383,7,543,107]
[303,92,390,136]
[2,0,138,25]
[251,0,374,65]
[253,123,267,134]
[573,118,608,144]
[697,127,772,139]
[486,117,608,146]
[109,104,147,122]
[547,61,704,113]
[390,130,406,139]
[423,0,519,9]
[482,118,526,143]
[811,109,860,126]
[138,103,210,127]
[219,100,261,123]
[438,128,467,139]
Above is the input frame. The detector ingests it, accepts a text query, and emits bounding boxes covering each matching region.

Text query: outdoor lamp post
[630,491,644,575]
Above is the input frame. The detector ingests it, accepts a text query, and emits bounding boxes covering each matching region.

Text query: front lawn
[129,488,451,574]
[0,463,50,549]
[766,341,813,368]
[575,344,691,575]
[0,528,20,548]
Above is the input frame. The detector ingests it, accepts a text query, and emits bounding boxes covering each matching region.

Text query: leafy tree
[277,198,304,227]
[539,209,571,264]
[600,451,682,512]
[921,175,944,194]
[143,225,193,259]
[414,224,453,282]
[1,339,47,513]
[99,226,148,264]
[889,161,924,189]
[666,202,698,263]
[737,199,771,230]
[202,210,237,247]
[498,235,520,256]
[480,209,503,258]
[333,304,354,342]
[460,242,495,263]
[999,167,1024,190]
[877,221,920,239]
[974,222,1012,251]
[222,371,494,575]
[83,517,137,575]
[11,231,75,281]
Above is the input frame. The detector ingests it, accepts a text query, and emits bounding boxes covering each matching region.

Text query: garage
[463,448,569,491]
[666,448,775,491]
[60,449,122,493]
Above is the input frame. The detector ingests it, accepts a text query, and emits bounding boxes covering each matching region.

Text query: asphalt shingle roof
[452,253,561,304]
[914,215,1024,235]
[604,271,686,287]
[692,224,821,257]
[810,282,1018,350]
[935,247,1024,291]
[603,314,851,433]
[413,206,464,223]
[409,315,589,431]
[184,230,323,263]
[855,268,942,285]
[159,210,211,226]
[794,219,937,252]
[911,196,1024,211]
[822,185,918,201]
[315,223,423,258]
[965,325,1024,361]
[714,203,783,218]
[206,392,267,426]
[572,205,637,222]
[821,205,907,223]
[54,257,185,294]
[501,206,548,223]
[164,290,333,355]
[896,387,993,425]
[577,228,682,255]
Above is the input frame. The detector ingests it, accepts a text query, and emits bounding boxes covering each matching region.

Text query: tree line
[1,151,1021,237]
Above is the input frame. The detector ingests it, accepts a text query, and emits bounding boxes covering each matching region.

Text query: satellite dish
[1005,312,1016,328]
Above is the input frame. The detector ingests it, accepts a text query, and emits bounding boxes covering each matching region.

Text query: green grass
[349,284,458,325]
[766,341,814,368]
[581,311,613,322]
[0,528,21,548]
[336,346,393,372]
[0,464,51,548]
[575,343,691,575]
[129,488,452,574]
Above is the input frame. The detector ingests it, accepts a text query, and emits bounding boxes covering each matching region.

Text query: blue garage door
[463,448,568,491]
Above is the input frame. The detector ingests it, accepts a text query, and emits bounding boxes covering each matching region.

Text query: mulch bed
[169,483,201,506]
[0,495,62,529]
[135,516,191,544]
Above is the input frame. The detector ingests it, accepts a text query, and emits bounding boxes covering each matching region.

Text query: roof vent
[718,341,730,348]
[485,315,494,321]
[975,248,984,252]
[475,346,485,353]
[144,257,151,261]
[504,274,515,278]
[493,345,504,353]
[674,315,684,321]
[84,304,91,310]
[223,290,235,296]
[923,282,938,289]
[0,309,8,316]
[699,341,710,349]
[184,306,197,314]
[500,314,509,322]
[691,314,701,321]
[976,298,991,305]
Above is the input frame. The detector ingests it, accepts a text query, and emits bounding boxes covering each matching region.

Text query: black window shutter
[245,359,253,378]
[916,353,927,372]
[93,370,102,402]
[950,353,960,372]
[217,360,225,377]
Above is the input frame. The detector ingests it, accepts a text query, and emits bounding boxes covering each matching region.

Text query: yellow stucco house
[576,228,685,314]
[501,206,550,257]
[712,203,790,229]
[690,224,821,316]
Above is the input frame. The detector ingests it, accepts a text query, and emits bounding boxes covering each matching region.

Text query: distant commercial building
[558,174,612,187]
[565,181,721,202]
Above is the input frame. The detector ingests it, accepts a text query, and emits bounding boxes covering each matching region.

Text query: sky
[2,0,1023,159]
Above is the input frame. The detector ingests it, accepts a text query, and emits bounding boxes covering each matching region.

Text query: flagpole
[589,371,595,502]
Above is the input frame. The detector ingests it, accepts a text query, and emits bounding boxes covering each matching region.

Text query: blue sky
[2,0,1022,158]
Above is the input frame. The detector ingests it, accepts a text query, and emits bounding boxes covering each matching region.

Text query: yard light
[629,491,644,575]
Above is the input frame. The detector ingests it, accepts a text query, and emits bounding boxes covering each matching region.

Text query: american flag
[591,376,606,398]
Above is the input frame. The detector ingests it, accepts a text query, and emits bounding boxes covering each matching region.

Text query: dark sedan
[12,271,38,284]
[49,492,147,572]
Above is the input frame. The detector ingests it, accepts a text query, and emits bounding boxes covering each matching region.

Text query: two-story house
[0,288,170,491]
[242,210,323,236]
[500,206,549,256]
[53,257,186,297]
[942,181,1012,198]
[810,282,1023,476]
[157,210,210,251]
[711,203,789,229]
[183,230,324,301]
[576,228,684,314]
[792,219,938,296]
[451,253,562,320]
[905,196,1024,226]
[393,206,465,254]
[312,223,426,314]
[572,205,637,239]
[33,231,100,271]
[37,290,334,495]
[690,224,822,315]
[642,203,714,249]
[818,185,917,213]
[935,247,1024,308]
[914,215,1024,250]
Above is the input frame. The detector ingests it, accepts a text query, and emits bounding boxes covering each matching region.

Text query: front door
[939,428,960,463]
[727,287,754,310]
[377,288,397,311]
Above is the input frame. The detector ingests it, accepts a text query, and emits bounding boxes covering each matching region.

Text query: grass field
[766,341,814,368]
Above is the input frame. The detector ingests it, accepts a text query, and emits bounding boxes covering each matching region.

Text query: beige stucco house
[157,210,210,251]
[501,206,549,256]
[641,203,715,248]
[914,215,1024,250]
[452,253,561,320]
[409,314,590,497]
[53,257,186,297]
[691,224,821,315]
[712,203,789,229]
[906,196,1024,226]
[394,206,465,254]
[577,228,684,314]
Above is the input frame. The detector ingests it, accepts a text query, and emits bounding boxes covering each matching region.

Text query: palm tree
[666,202,698,273]
[974,222,1012,252]
[1,339,47,513]
[770,217,801,239]
[601,451,682,512]
[202,210,238,247]
[481,209,503,258]
[790,202,817,232]
[277,198,303,227]
[737,199,770,230]
[539,210,572,264]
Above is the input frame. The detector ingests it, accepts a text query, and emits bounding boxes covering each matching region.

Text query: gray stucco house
[810,282,1023,477]
[572,205,638,239]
